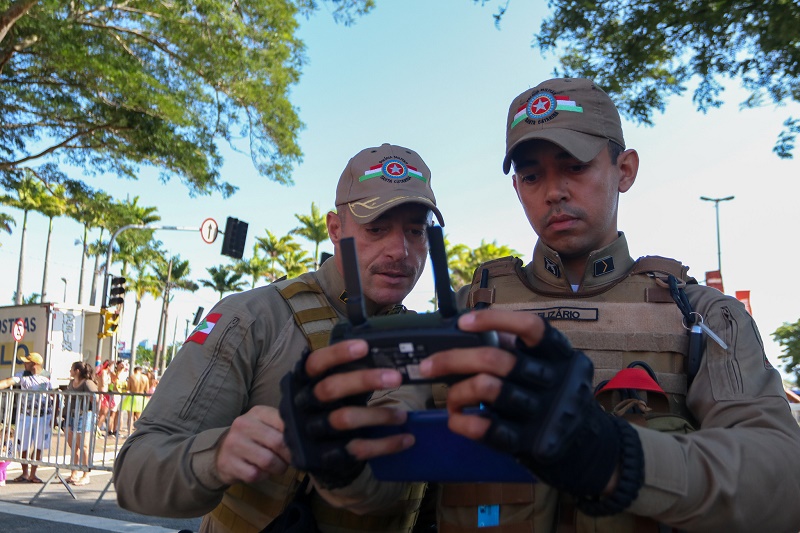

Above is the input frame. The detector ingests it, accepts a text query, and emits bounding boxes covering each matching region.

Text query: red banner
[706,270,724,293]
[736,290,752,315]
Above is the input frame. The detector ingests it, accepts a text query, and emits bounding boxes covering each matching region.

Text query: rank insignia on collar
[339,290,348,303]
[593,256,615,277]
[544,257,561,278]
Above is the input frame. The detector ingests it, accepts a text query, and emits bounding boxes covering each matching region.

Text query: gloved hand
[279,348,369,489]
[481,320,644,515]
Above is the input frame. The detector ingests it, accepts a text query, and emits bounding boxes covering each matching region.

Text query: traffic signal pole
[94,223,198,368]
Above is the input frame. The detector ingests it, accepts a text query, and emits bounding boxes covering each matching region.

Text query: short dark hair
[608,140,625,164]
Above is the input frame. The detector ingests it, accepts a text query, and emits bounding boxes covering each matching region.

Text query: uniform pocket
[179,317,242,424]
[707,306,743,400]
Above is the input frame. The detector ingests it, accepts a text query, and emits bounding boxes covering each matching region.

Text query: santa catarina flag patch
[186,313,223,345]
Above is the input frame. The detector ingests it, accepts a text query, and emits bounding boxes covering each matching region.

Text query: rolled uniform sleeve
[114,299,259,517]
[628,288,800,532]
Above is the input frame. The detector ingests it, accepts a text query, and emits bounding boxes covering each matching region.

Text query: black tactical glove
[481,320,644,515]
[279,349,369,489]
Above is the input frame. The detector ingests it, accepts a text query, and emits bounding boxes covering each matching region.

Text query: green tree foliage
[0,169,46,303]
[774,319,800,386]
[281,248,314,279]
[447,237,520,290]
[291,202,329,268]
[234,247,271,289]
[37,182,67,302]
[199,265,247,299]
[486,0,800,158]
[0,1,374,195]
[256,229,301,282]
[0,211,13,240]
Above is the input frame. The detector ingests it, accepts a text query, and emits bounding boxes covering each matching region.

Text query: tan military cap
[503,78,625,173]
[336,143,444,225]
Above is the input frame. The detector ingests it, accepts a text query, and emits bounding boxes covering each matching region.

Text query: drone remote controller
[329,225,498,384]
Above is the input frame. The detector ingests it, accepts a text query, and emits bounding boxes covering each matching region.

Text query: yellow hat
[19,352,44,365]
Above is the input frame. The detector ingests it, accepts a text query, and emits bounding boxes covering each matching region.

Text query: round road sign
[200,218,219,244]
[12,318,25,342]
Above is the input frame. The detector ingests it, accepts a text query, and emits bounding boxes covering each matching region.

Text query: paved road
[0,463,202,532]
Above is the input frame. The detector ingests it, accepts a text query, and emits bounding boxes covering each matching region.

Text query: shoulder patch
[185,313,222,345]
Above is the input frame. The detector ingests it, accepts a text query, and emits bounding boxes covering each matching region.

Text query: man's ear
[327,211,342,245]
[617,149,639,193]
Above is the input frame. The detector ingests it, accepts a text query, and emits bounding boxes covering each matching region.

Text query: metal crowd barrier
[0,387,150,506]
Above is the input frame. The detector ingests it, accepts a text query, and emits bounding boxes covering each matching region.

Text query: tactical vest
[436,256,697,533]
[208,278,425,533]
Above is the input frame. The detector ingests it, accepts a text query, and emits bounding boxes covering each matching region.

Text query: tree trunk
[130,299,141,370]
[90,228,105,306]
[14,209,28,305]
[78,224,88,304]
[40,216,53,302]
[0,0,37,45]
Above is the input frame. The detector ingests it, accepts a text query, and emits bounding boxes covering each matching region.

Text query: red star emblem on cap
[386,162,405,177]
[530,95,552,116]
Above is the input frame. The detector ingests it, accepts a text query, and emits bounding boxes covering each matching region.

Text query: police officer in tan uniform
[113,143,443,533]
[418,79,800,532]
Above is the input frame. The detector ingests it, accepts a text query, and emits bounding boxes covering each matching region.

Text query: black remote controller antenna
[427,226,458,319]
[340,237,367,326]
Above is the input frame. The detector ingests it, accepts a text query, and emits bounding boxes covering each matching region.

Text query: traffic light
[98,308,121,339]
[108,276,127,307]
[221,217,248,259]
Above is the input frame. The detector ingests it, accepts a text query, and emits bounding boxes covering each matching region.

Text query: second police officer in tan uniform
[113,143,444,532]
[418,78,800,532]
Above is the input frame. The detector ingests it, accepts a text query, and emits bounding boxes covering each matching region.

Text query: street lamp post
[700,195,735,272]
[61,277,67,302]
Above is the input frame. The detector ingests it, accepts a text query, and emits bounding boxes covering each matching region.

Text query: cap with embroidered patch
[19,352,43,365]
[336,143,444,225]
[503,78,625,173]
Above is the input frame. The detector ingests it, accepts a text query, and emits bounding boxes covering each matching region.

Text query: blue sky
[2,0,799,373]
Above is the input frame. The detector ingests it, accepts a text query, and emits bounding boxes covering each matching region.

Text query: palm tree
[110,197,160,275]
[153,255,199,373]
[255,230,301,282]
[0,213,15,244]
[234,246,271,289]
[38,183,68,302]
[445,236,474,289]
[64,184,113,304]
[13,291,41,305]
[0,170,48,304]
[280,248,314,279]
[199,265,248,299]
[452,240,520,290]
[127,257,162,369]
[86,197,160,305]
[291,203,329,269]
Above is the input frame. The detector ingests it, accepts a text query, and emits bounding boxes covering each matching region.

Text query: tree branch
[0,123,129,169]
[0,0,37,44]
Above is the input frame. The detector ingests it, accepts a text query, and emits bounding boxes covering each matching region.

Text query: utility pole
[700,196,735,272]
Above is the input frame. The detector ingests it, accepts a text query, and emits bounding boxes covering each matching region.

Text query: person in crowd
[121,366,150,429]
[64,361,98,486]
[0,352,55,483]
[95,359,114,433]
[114,143,444,533]
[107,360,127,437]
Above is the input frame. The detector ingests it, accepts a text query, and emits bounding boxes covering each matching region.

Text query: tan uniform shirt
[447,234,800,532]
[113,259,429,529]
